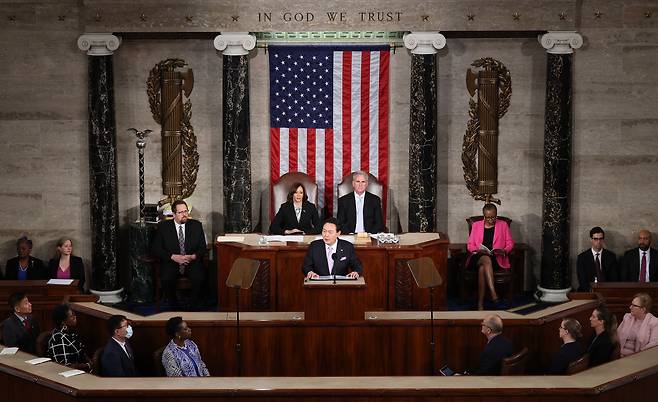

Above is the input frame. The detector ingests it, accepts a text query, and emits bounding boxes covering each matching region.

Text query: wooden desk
[0,280,80,330]
[2,333,658,401]
[217,233,449,312]
[303,277,366,321]
[71,297,597,377]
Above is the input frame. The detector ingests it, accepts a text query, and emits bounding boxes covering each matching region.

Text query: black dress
[548,341,583,374]
[467,227,502,271]
[587,331,615,367]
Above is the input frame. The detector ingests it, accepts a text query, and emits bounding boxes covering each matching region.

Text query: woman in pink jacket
[617,292,658,357]
[466,203,515,310]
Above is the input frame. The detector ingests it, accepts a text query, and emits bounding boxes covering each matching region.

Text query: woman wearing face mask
[161,316,210,377]
[46,304,92,372]
[48,238,85,292]
[4,236,46,280]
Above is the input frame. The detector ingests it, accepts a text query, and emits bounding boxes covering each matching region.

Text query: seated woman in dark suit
[548,318,584,374]
[4,236,46,280]
[269,182,321,235]
[48,238,85,292]
[587,305,618,367]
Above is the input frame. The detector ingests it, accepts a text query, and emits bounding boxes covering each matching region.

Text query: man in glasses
[576,226,618,291]
[152,199,207,310]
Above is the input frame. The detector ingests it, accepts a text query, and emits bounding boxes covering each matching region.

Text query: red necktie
[23,319,31,332]
[640,252,647,282]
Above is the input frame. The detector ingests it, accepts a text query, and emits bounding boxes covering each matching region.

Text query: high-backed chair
[460,215,517,301]
[35,330,51,357]
[153,346,166,376]
[337,172,383,200]
[567,353,590,375]
[500,347,528,375]
[272,172,318,216]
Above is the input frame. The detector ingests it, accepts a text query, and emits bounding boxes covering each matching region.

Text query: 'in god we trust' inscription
[258,11,403,23]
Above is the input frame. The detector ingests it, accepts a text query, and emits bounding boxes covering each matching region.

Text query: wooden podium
[303,277,366,321]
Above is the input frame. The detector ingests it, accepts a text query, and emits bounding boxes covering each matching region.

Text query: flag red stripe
[342,52,352,177]
[360,52,371,173]
[270,128,281,218]
[324,129,334,215]
[307,128,316,181]
[289,128,298,172]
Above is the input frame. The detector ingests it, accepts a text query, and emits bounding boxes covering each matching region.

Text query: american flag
[269,45,390,216]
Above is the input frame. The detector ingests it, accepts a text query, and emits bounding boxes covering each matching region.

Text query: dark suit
[576,248,618,292]
[620,247,658,282]
[2,314,40,354]
[269,200,321,235]
[100,338,137,377]
[302,238,363,276]
[475,334,513,375]
[337,191,384,234]
[151,218,207,306]
[587,331,615,367]
[4,256,46,280]
[48,255,85,291]
[548,341,583,374]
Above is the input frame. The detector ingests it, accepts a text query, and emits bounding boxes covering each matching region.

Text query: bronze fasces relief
[462,58,512,205]
[147,59,199,207]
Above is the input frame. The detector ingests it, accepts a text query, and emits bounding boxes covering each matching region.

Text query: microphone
[331,252,337,284]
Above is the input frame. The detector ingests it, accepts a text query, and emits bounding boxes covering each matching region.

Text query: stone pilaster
[403,32,446,232]
[78,34,122,293]
[537,32,583,303]
[215,33,256,233]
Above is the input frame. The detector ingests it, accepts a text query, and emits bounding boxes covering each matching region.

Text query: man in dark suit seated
[337,171,384,234]
[475,314,514,375]
[101,314,137,377]
[620,229,658,282]
[151,199,207,309]
[302,218,363,279]
[576,227,618,292]
[2,292,40,354]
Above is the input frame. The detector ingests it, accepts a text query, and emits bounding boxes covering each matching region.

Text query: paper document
[0,347,18,355]
[216,236,245,243]
[47,279,74,285]
[478,244,493,254]
[58,369,86,377]
[25,357,51,365]
[310,275,357,281]
[265,235,304,243]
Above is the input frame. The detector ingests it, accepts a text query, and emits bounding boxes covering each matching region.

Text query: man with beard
[620,229,658,282]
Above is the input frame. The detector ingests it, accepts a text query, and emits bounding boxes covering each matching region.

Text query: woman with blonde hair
[617,293,658,357]
[48,238,85,292]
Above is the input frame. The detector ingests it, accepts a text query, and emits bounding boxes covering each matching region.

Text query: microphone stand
[332,253,337,285]
[429,286,436,375]
[234,286,242,377]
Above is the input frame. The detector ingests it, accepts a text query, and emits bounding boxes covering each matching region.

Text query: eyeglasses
[559,325,566,330]
[484,216,497,221]
[592,237,604,241]
[630,303,643,309]
[174,210,189,215]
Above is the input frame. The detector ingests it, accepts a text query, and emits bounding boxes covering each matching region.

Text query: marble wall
[1,0,658,291]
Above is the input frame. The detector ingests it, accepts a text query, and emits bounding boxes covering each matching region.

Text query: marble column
[537,32,583,303]
[403,32,446,232]
[77,34,122,293]
[214,33,256,233]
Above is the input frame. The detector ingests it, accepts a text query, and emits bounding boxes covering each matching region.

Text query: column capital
[214,32,256,56]
[403,32,446,55]
[539,31,583,55]
[77,33,121,56]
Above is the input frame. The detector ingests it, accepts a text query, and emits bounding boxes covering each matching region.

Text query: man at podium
[302,218,363,279]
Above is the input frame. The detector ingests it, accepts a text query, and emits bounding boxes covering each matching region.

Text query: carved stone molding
[403,32,446,55]
[213,32,256,56]
[77,33,121,56]
[539,31,583,54]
